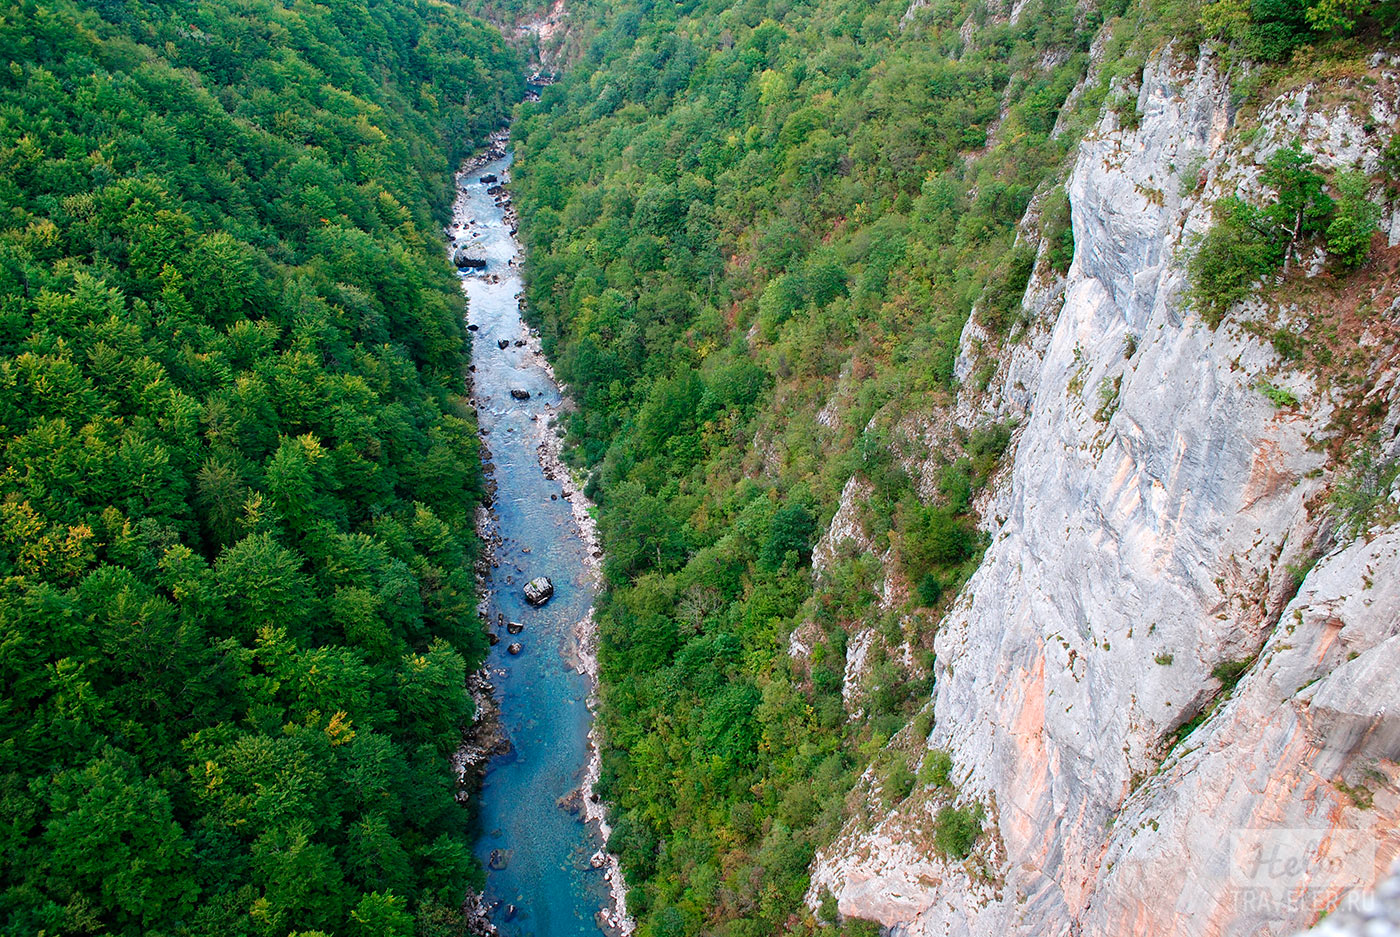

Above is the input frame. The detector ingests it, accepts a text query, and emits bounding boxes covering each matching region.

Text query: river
[452,150,617,937]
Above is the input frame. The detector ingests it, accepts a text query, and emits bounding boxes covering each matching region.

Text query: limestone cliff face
[810,48,1400,936]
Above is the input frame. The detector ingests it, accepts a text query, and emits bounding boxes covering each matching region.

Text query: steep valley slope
[808,45,1400,937]
[508,0,1400,932]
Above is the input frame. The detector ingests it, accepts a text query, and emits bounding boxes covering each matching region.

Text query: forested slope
[508,0,1123,930]
[507,0,1400,934]
[0,1,517,934]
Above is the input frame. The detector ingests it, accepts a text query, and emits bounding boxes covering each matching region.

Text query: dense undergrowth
[0,1,517,934]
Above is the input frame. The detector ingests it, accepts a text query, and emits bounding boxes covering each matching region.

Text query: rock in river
[507,642,522,655]
[510,388,530,400]
[488,849,509,870]
[452,247,487,269]
[497,339,509,349]
[507,621,524,635]
[523,576,554,606]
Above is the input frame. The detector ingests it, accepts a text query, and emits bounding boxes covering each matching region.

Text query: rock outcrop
[453,247,488,268]
[809,48,1400,936]
[524,575,554,606]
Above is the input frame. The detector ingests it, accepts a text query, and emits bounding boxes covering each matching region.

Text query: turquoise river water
[455,152,613,937]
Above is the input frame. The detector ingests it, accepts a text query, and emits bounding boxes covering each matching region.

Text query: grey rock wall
[809,48,1400,937]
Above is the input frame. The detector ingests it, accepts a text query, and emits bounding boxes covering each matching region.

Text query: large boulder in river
[510,388,530,400]
[452,247,487,269]
[523,576,554,607]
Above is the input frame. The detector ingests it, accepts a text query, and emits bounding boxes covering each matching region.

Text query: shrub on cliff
[1188,146,1383,324]
[1326,170,1382,269]
[933,803,985,859]
[1331,441,1400,537]
[1188,195,1283,325]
